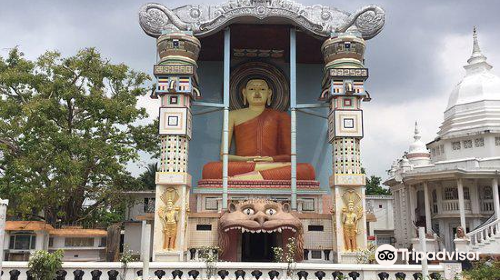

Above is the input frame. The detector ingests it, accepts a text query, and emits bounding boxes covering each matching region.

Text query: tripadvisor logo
[375,244,480,265]
[375,244,398,265]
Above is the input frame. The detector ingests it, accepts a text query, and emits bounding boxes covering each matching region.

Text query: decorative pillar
[222,28,230,210]
[151,31,201,261]
[409,185,416,237]
[469,179,480,214]
[290,28,298,210]
[457,178,467,233]
[492,177,500,219]
[436,182,444,215]
[320,30,369,262]
[423,182,432,234]
[0,198,8,271]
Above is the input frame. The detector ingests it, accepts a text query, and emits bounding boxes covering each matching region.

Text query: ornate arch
[139,0,385,40]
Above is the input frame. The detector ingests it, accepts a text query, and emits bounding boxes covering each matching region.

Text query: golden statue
[202,79,315,180]
[342,200,363,252]
[158,188,180,250]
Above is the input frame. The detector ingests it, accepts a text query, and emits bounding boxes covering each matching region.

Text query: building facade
[385,29,500,254]
[3,221,107,261]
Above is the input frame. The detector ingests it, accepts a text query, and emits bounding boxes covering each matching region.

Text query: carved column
[152,31,201,261]
[492,177,500,219]
[457,178,467,233]
[423,182,432,234]
[321,30,369,262]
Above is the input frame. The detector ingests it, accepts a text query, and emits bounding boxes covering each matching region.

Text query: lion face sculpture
[218,199,304,261]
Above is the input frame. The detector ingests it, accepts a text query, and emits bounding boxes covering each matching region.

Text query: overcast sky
[1,0,499,180]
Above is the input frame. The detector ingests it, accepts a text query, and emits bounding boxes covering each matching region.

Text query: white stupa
[440,27,500,139]
[407,122,431,166]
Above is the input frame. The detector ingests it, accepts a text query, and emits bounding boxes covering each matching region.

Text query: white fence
[1,261,460,280]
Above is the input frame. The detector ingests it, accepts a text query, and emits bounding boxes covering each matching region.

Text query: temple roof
[138,0,385,39]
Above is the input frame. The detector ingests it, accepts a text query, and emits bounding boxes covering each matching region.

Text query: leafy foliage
[198,246,220,280]
[365,175,391,195]
[356,242,376,264]
[120,246,139,280]
[462,259,500,280]
[28,250,63,280]
[138,163,157,190]
[272,237,297,277]
[0,48,157,226]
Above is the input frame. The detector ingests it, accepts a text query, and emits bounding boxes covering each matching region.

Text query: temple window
[205,197,219,210]
[475,138,484,147]
[495,137,500,146]
[301,198,315,211]
[9,232,36,250]
[452,141,461,150]
[464,187,470,200]
[444,187,458,200]
[65,237,94,247]
[440,145,445,154]
[196,224,212,231]
[463,140,472,149]
[311,250,322,259]
[308,225,324,231]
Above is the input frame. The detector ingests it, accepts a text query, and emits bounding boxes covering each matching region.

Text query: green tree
[138,162,157,190]
[0,48,157,226]
[365,175,391,195]
[361,168,391,195]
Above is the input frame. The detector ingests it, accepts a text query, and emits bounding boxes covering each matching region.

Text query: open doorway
[241,232,280,262]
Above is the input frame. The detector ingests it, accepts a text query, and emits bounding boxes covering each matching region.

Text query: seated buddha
[202,78,315,180]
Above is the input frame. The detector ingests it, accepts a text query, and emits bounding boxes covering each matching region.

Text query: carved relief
[158,188,180,250]
[139,0,385,40]
[341,189,363,251]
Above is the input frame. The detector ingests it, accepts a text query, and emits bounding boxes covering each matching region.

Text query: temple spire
[414,121,421,141]
[466,27,491,70]
[472,27,481,54]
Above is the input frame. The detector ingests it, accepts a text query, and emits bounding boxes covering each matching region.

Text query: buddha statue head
[242,79,273,107]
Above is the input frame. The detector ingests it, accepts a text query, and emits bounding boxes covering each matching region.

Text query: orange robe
[202,109,316,180]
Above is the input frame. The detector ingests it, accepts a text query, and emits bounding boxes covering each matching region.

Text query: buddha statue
[202,78,315,181]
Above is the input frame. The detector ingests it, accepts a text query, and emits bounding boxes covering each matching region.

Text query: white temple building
[385,28,500,254]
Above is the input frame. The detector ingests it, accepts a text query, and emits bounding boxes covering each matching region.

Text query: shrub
[28,250,64,280]
[462,259,500,280]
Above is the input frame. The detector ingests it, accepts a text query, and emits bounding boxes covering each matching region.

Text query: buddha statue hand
[251,156,274,162]
[227,155,274,162]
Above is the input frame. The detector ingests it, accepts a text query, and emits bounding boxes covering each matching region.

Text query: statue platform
[197,179,320,190]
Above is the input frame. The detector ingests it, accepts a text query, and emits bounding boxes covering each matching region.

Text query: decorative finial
[472,26,481,55]
[414,121,421,141]
[466,26,489,67]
